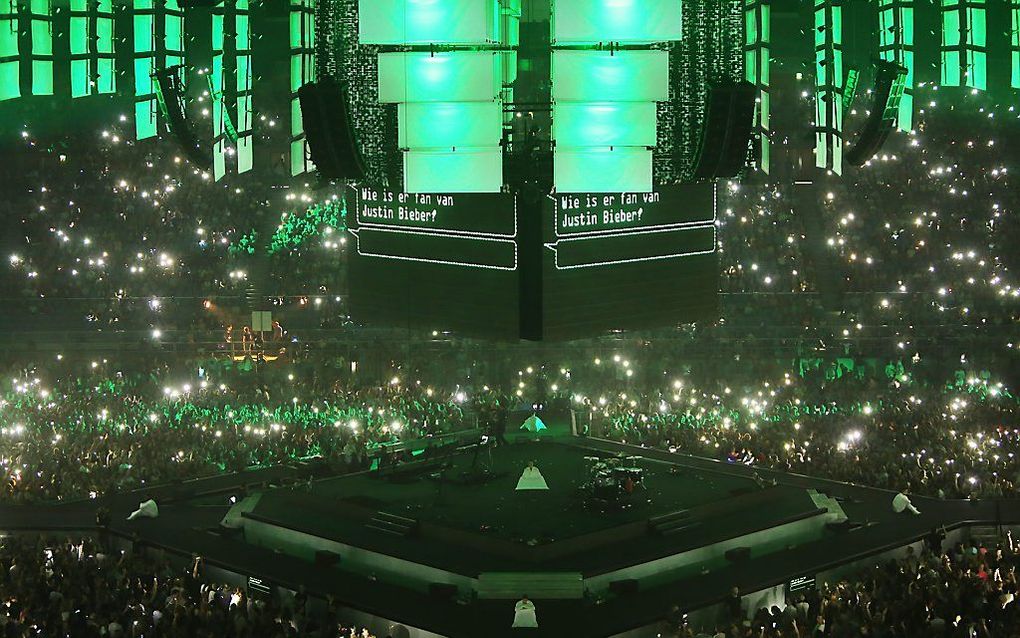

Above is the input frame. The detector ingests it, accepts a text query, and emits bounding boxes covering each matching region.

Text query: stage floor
[242,439,823,576]
[309,440,756,544]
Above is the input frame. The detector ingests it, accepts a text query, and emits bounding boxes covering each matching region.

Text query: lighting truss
[814,0,843,175]
[941,0,986,90]
[878,0,913,131]
[744,0,770,174]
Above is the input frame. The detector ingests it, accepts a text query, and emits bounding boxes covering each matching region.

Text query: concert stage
[229,439,844,608]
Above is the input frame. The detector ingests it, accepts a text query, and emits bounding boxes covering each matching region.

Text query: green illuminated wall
[551,0,682,45]
[212,0,254,179]
[0,0,17,101]
[235,0,252,174]
[551,4,679,193]
[552,102,657,147]
[403,148,503,193]
[212,3,226,179]
[70,0,115,98]
[941,0,985,90]
[358,0,498,45]
[397,102,501,148]
[745,0,770,173]
[1011,1,1019,89]
[133,0,157,139]
[878,0,913,131]
[290,0,314,175]
[28,0,53,95]
[551,50,669,102]
[814,0,843,175]
[378,51,501,103]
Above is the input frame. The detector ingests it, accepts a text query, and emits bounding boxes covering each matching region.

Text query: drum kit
[581,454,645,505]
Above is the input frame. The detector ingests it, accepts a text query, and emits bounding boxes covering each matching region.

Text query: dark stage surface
[243,439,823,575]
[309,440,755,543]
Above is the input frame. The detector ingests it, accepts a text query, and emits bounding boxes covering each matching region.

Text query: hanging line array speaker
[298,75,368,181]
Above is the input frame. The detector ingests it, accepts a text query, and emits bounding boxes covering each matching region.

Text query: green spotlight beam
[814,0,843,175]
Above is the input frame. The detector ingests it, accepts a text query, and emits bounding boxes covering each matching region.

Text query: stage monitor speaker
[692,80,756,179]
[609,579,639,595]
[428,583,458,599]
[298,76,367,180]
[725,547,751,562]
[154,66,212,170]
[846,60,907,167]
[314,550,340,567]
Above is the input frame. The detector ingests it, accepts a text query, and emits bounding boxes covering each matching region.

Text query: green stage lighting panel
[551,50,669,102]
[554,148,652,194]
[879,0,914,131]
[1013,2,1020,89]
[941,0,986,90]
[552,102,657,147]
[358,0,498,45]
[397,102,502,149]
[378,51,501,103]
[551,0,681,44]
[403,148,503,193]
[0,0,17,101]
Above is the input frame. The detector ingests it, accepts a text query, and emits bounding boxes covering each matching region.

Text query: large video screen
[346,186,521,338]
[346,183,718,340]
[541,183,719,338]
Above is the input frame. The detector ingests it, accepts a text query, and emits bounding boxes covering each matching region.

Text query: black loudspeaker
[608,579,639,595]
[154,66,211,170]
[428,583,458,599]
[724,547,751,562]
[692,81,756,179]
[298,76,367,180]
[846,60,907,167]
[314,550,340,567]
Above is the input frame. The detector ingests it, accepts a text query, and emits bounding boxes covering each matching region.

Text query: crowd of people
[0,535,380,637]
[0,345,1016,503]
[673,533,1020,638]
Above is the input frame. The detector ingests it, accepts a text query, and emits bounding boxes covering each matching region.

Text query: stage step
[366,511,418,537]
[647,509,692,536]
[969,525,1003,548]
[477,572,584,600]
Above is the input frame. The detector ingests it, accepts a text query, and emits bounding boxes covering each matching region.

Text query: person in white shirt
[516,462,549,491]
[512,595,538,628]
[892,491,921,515]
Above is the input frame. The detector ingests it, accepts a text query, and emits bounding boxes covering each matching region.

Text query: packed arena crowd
[673,533,1020,638]
[0,535,380,637]
[1,46,1019,638]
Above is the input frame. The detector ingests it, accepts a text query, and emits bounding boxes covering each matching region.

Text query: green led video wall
[290,0,315,175]
[1013,1,1020,89]
[551,0,682,44]
[745,0,770,173]
[0,0,17,101]
[358,0,499,45]
[70,0,115,97]
[941,0,985,90]
[878,0,913,131]
[814,0,843,175]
